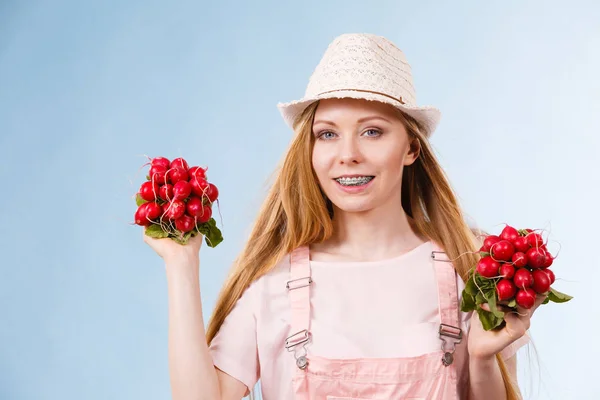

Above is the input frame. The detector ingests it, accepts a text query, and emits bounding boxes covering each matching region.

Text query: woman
[145,33,542,400]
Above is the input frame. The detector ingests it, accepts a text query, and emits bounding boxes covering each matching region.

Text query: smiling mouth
[334,176,375,186]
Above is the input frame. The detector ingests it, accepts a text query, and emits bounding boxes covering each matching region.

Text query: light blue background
[1,1,598,399]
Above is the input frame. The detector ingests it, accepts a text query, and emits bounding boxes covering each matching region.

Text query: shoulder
[252,252,291,290]
[241,253,292,314]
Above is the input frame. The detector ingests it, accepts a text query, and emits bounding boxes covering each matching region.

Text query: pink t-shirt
[208,241,528,399]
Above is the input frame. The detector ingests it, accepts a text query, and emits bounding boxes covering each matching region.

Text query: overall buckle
[439,323,463,366]
[285,329,311,370]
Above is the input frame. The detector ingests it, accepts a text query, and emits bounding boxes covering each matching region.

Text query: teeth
[335,176,373,186]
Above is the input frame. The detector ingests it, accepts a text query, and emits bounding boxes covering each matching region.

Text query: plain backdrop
[1,0,598,399]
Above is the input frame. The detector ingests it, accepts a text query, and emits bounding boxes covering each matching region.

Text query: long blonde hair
[206,101,520,399]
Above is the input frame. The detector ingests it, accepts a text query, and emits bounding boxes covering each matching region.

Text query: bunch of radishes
[461,225,572,330]
[133,156,223,247]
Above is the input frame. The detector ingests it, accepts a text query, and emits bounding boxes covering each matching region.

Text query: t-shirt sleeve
[208,279,260,392]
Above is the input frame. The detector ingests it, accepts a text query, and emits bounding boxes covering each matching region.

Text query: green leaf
[135,193,148,207]
[481,276,498,291]
[477,307,505,331]
[475,291,487,306]
[542,296,550,305]
[145,223,169,239]
[461,290,476,312]
[197,218,224,248]
[464,275,478,296]
[507,299,517,308]
[485,290,505,319]
[547,287,573,303]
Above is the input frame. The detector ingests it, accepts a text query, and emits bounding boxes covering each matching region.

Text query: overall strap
[285,245,312,369]
[431,244,463,367]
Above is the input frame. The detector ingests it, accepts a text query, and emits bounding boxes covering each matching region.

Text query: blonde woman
[145,33,540,400]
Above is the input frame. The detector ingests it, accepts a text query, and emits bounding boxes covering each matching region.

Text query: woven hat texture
[277,33,441,137]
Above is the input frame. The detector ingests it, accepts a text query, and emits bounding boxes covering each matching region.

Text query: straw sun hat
[277,33,441,137]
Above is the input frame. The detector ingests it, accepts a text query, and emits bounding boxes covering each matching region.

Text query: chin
[329,198,377,214]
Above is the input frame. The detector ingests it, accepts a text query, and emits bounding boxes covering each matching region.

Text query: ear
[404,137,421,166]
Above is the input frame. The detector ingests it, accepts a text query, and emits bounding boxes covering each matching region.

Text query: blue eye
[317,131,337,140]
[364,129,382,137]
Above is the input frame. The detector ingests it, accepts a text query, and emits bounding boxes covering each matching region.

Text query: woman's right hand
[143,229,204,266]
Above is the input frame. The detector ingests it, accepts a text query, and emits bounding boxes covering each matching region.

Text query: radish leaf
[198,218,223,248]
[464,275,478,296]
[485,290,505,319]
[475,292,486,306]
[477,307,504,331]
[461,291,476,312]
[547,288,573,303]
[145,224,168,239]
[136,193,148,207]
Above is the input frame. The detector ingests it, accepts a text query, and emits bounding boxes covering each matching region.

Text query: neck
[322,201,426,261]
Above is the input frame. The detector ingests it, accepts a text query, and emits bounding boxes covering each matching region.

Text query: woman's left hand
[467,294,546,359]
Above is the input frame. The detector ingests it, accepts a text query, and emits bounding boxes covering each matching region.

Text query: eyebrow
[313,115,392,126]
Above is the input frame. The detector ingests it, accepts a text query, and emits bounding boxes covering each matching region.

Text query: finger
[503,310,529,338]
[496,304,513,313]
[514,306,531,318]
[529,293,548,315]
[480,303,512,313]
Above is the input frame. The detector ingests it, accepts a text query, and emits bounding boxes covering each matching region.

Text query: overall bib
[284,243,467,400]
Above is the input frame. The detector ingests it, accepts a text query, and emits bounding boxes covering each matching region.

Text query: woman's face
[311,98,419,215]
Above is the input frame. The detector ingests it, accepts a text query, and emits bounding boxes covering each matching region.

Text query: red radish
[190,177,210,197]
[167,168,189,185]
[526,232,544,248]
[205,183,219,203]
[500,225,520,244]
[496,279,516,301]
[542,250,554,268]
[163,200,186,220]
[511,252,527,268]
[186,196,204,218]
[482,235,501,252]
[149,165,168,185]
[526,247,546,269]
[513,269,533,289]
[188,166,206,180]
[173,181,192,200]
[499,264,515,279]
[139,181,160,201]
[151,157,170,169]
[159,184,174,201]
[532,269,551,294]
[516,288,536,309]
[491,240,515,261]
[477,256,500,278]
[145,202,162,221]
[171,157,189,170]
[513,236,530,253]
[134,203,152,226]
[195,205,212,223]
[544,269,556,285]
[175,215,195,233]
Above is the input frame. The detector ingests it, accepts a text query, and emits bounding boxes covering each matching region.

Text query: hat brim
[277,90,441,137]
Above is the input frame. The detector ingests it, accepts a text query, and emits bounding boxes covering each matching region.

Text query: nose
[338,135,363,165]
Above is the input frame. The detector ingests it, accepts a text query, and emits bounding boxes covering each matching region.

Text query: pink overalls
[284,243,467,400]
